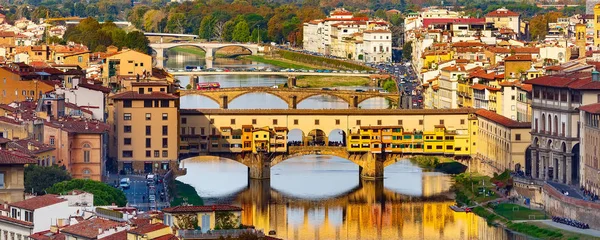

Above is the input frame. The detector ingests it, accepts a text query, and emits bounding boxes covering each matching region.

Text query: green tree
[232,20,250,42]
[46,179,127,206]
[222,20,236,42]
[24,165,71,195]
[125,31,150,53]
[215,211,240,229]
[143,9,167,32]
[403,41,412,60]
[166,12,186,34]
[199,15,215,40]
[382,79,396,92]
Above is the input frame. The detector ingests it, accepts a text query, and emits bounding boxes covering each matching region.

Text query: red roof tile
[128,223,169,235]
[471,83,487,90]
[525,71,600,89]
[61,218,127,239]
[580,103,600,114]
[101,231,127,240]
[10,194,66,211]
[162,205,242,213]
[475,109,531,128]
[110,91,178,100]
[29,230,65,240]
[0,149,37,165]
[154,234,179,240]
[0,215,33,227]
[44,119,109,134]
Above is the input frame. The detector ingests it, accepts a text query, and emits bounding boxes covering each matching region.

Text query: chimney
[593,70,600,82]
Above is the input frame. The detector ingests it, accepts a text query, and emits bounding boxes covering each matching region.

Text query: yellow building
[58,51,90,69]
[7,139,55,166]
[422,51,453,69]
[504,55,532,80]
[0,150,36,203]
[162,205,242,234]
[127,223,173,240]
[475,109,531,175]
[0,64,56,104]
[252,128,272,153]
[103,49,152,84]
[110,82,179,173]
[595,4,600,47]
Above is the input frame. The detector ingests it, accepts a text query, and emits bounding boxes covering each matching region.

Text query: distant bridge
[149,42,260,68]
[144,32,199,38]
[178,87,398,109]
[170,71,372,77]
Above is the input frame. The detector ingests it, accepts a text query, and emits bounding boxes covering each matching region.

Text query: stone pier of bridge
[221,147,398,180]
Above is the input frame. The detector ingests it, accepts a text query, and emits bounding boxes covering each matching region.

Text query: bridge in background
[171,71,372,77]
[150,42,260,69]
[144,32,199,38]
[179,87,397,109]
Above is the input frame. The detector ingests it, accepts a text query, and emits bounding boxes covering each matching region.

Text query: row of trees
[63,18,150,53]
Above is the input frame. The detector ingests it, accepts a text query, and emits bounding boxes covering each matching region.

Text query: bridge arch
[211,45,255,57]
[307,129,327,146]
[287,129,305,146]
[228,92,289,108]
[296,92,353,107]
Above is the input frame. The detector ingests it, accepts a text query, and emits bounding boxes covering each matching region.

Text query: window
[315,119,320,125]
[122,151,133,158]
[162,150,168,157]
[145,113,151,120]
[162,113,168,120]
[146,126,151,136]
[124,125,132,133]
[294,119,298,125]
[146,151,151,157]
[146,138,151,148]
[148,88,153,93]
[0,173,4,189]
[182,118,187,124]
[515,134,521,141]
[439,120,444,125]
[460,119,465,124]
[49,136,55,145]
[356,120,361,125]
[22,90,26,96]
[163,138,168,148]
[161,100,169,107]
[419,120,423,125]
[181,127,186,134]
[377,120,382,125]
[124,113,132,120]
[210,119,214,124]
[78,56,83,62]
[273,119,278,125]
[154,150,159,157]
[124,138,131,145]
[252,119,257,124]
[398,120,403,125]
[123,100,132,108]
[231,119,236,124]
[144,100,152,107]
[162,126,168,136]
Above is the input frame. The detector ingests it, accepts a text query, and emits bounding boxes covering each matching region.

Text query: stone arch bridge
[179,87,399,109]
[187,146,404,180]
[149,42,259,68]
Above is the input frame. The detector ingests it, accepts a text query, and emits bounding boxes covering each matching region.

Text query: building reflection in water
[179,157,520,240]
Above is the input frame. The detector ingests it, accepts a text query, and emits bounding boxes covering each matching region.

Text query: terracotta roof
[0,116,22,125]
[61,218,127,239]
[78,83,112,93]
[471,83,487,90]
[128,223,169,235]
[0,104,15,112]
[0,31,15,37]
[432,85,439,91]
[441,65,466,72]
[29,230,65,240]
[101,231,127,240]
[0,214,33,227]
[469,69,496,80]
[0,138,9,144]
[0,149,37,165]
[485,8,520,17]
[519,83,532,92]
[452,41,486,48]
[504,55,532,61]
[162,205,242,213]
[110,91,178,100]
[154,234,179,240]
[10,194,66,211]
[525,71,600,89]
[580,103,600,114]
[475,109,531,128]
[363,29,391,33]
[44,119,109,134]
[7,139,55,155]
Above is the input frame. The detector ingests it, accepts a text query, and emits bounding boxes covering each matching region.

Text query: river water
[170,51,525,240]
[178,157,526,240]
[165,51,389,109]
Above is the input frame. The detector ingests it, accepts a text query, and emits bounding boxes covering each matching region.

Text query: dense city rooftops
[60,218,127,239]
[0,149,37,165]
[10,194,66,210]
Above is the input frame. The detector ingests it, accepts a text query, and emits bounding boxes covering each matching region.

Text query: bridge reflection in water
[179,157,516,240]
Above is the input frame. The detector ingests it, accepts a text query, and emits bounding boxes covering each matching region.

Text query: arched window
[82,169,91,179]
[554,115,558,135]
[541,114,546,132]
[83,143,91,163]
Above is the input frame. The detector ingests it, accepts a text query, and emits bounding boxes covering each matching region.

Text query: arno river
[169,52,527,239]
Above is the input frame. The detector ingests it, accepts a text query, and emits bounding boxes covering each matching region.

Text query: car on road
[146,174,157,184]
[119,178,131,189]
[355,89,365,92]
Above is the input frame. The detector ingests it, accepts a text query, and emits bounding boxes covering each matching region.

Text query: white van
[146,174,156,184]
[119,178,131,189]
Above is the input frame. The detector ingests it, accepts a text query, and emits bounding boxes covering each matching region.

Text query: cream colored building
[0,150,36,203]
[485,8,521,38]
[437,65,466,109]
[110,82,179,173]
[475,109,531,174]
[103,49,152,85]
[580,103,600,196]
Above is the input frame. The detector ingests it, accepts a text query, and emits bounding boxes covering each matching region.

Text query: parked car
[119,178,131,189]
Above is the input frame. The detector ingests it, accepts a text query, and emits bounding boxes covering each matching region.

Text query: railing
[178,229,265,239]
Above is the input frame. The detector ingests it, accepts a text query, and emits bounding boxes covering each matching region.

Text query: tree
[199,15,215,40]
[222,20,236,42]
[403,41,412,60]
[125,31,150,53]
[24,165,71,195]
[143,9,167,32]
[215,211,240,229]
[232,20,250,42]
[166,13,186,34]
[213,21,226,42]
[46,179,127,206]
